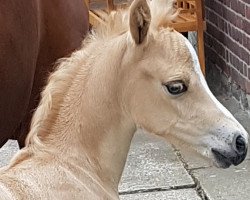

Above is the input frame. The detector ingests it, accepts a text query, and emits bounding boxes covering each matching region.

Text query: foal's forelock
[94,0,178,40]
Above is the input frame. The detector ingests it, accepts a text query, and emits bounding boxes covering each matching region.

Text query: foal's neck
[47,39,136,190]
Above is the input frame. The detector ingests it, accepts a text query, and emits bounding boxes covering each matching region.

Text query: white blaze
[184,37,236,119]
[183,37,248,140]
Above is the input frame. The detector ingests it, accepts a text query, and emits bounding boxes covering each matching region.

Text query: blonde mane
[25,0,178,149]
[25,47,87,148]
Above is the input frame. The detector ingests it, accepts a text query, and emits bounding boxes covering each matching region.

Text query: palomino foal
[0,0,248,199]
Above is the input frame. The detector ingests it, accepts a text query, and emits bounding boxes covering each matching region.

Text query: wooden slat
[179,8,196,14]
[107,0,115,11]
[169,21,197,32]
[93,9,109,18]
[178,13,196,21]
[89,10,106,27]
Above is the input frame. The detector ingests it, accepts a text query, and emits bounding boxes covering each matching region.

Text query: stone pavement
[0,95,249,200]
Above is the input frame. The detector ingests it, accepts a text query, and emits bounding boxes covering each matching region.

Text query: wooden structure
[87,0,206,74]
[87,0,128,27]
[169,0,206,74]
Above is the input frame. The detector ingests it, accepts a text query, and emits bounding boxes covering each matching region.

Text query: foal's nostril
[235,135,247,155]
[212,134,248,167]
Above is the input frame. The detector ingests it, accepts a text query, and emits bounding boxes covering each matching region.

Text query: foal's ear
[129,0,151,44]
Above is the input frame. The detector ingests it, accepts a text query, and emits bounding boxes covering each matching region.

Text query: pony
[0,0,89,148]
[0,0,248,199]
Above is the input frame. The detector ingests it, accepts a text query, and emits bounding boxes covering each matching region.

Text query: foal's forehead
[155,30,194,68]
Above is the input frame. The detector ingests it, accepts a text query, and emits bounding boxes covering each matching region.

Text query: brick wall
[204,0,250,103]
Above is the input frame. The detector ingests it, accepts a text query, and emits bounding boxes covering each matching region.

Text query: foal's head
[113,0,248,168]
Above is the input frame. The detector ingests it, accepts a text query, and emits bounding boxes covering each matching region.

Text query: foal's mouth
[209,134,248,168]
[212,147,248,169]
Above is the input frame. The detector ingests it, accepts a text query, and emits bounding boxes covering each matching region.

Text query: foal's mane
[25,11,129,149]
[25,0,178,149]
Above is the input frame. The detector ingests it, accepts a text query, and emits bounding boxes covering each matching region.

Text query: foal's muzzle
[212,135,248,168]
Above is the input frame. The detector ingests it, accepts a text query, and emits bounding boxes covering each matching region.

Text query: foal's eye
[164,80,187,96]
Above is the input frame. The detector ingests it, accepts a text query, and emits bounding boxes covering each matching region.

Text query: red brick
[225,0,232,7]
[224,63,231,76]
[204,32,213,47]
[205,40,229,74]
[230,67,246,91]
[225,37,240,56]
[239,76,247,91]
[217,56,229,73]
[206,22,227,45]
[231,0,246,17]
[242,19,250,35]
[226,50,230,61]
[214,0,224,15]
[245,80,250,94]
[239,61,244,74]
[205,0,250,94]
[222,7,244,29]
[222,7,235,24]
[240,48,250,65]
[236,16,244,30]
[215,40,226,57]
[229,53,245,74]
[210,11,219,25]
[246,5,250,19]
[247,67,250,79]
[224,36,250,64]
[231,67,240,83]
[205,32,226,57]
[205,43,218,64]
[243,64,248,77]
[241,0,250,4]
[205,0,217,11]
[218,17,226,32]
[228,24,243,44]
[242,34,250,51]
[224,22,229,33]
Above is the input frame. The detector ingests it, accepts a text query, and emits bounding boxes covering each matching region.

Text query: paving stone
[193,160,250,200]
[0,140,19,167]
[118,130,194,193]
[175,147,212,170]
[120,189,201,200]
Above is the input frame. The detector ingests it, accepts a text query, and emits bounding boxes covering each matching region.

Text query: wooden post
[107,0,115,12]
[85,0,90,9]
[196,0,206,75]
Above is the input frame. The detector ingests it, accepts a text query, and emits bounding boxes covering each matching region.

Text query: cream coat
[0,0,248,199]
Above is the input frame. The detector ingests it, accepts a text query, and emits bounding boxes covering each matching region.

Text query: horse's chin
[212,150,232,169]
[213,159,232,169]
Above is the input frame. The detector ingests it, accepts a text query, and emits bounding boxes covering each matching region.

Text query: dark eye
[164,80,187,95]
